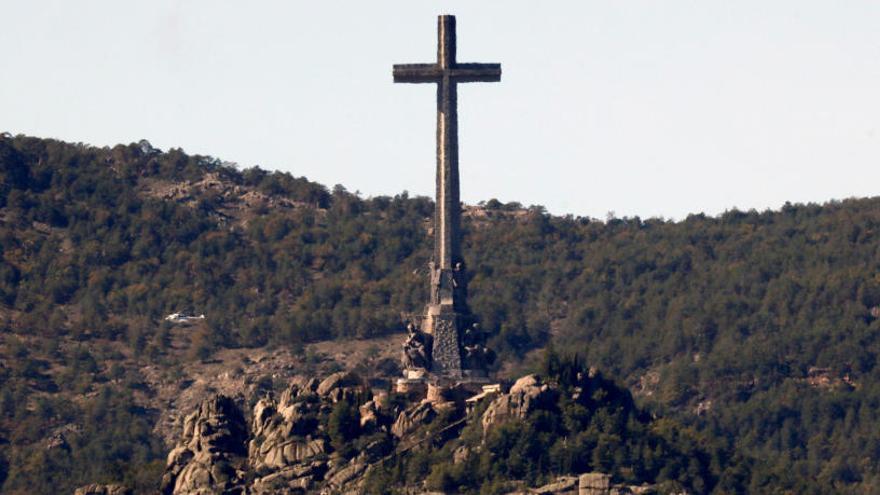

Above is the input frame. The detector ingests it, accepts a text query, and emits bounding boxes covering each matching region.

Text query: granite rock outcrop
[481,374,557,432]
[160,395,248,494]
[154,371,665,494]
[160,372,384,494]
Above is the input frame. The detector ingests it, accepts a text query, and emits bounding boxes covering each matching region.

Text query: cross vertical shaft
[436,15,459,272]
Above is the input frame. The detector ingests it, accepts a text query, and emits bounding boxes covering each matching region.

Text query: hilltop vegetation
[2,133,880,492]
[364,351,749,494]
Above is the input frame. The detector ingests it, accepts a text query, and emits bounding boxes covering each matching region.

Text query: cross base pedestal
[426,308,464,377]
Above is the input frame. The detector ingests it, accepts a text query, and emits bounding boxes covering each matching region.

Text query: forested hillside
[2,133,880,493]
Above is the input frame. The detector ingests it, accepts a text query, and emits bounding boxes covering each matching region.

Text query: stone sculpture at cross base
[393,14,500,387]
[401,323,431,372]
[461,322,496,370]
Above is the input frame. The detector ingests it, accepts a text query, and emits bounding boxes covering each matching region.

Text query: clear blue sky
[3,1,879,219]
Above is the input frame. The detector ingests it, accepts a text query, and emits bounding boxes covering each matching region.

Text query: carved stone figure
[460,323,495,370]
[402,324,430,370]
[462,322,481,346]
[463,343,495,370]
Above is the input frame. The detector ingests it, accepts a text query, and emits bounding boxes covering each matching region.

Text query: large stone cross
[393,15,500,378]
[394,14,501,283]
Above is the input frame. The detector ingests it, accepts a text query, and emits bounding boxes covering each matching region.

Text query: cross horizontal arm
[394,64,442,83]
[448,63,501,83]
[394,63,502,84]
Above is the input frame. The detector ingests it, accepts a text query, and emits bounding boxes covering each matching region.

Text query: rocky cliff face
[161,395,248,494]
[160,371,377,494]
[153,371,666,495]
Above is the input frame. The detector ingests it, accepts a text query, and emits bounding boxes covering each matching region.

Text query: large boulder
[316,371,368,403]
[510,374,541,394]
[252,437,327,470]
[482,374,556,433]
[325,460,368,490]
[391,401,437,438]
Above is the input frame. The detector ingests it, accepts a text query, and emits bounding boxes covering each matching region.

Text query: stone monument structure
[393,15,499,385]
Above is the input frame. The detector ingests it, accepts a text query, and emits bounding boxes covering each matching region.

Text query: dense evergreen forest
[2,133,880,493]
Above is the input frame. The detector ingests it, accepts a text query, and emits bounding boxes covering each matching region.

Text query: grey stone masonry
[430,312,463,378]
[394,15,500,378]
